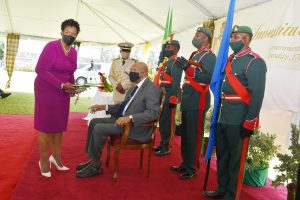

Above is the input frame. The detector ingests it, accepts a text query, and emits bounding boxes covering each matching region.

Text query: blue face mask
[164,50,174,58]
[229,40,244,54]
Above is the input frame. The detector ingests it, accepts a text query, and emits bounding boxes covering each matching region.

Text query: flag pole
[203,0,236,193]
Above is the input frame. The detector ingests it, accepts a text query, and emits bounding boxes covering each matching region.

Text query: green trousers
[216,123,244,200]
[159,101,174,151]
[180,110,206,173]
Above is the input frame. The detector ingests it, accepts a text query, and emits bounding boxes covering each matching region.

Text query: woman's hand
[62,83,77,93]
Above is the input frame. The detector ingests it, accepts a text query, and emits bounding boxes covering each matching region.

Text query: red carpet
[0,113,286,200]
[0,114,37,200]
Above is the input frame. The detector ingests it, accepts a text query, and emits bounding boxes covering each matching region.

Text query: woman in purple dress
[34,19,80,177]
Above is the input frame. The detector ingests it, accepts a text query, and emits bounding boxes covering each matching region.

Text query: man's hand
[169,103,176,108]
[176,56,189,70]
[116,84,125,94]
[115,116,132,126]
[89,104,106,114]
[241,127,254,138]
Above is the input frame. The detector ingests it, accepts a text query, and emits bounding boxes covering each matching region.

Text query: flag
[162,5,173,44]
[205,0,236,161]
[154,5,173,86]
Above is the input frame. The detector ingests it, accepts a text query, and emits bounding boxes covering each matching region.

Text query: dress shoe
[1,92,11,99]
[76,160,92,171]
[169,165,186,173]
[156,149,170,156]
[49,155,69,171]
[152,145,161,152]
[203,191,224,199]
[179,171,195,180]
[76,164,102,178]
[39,161,51,178]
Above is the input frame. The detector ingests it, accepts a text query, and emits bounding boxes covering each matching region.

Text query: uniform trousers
[215,123,245,200]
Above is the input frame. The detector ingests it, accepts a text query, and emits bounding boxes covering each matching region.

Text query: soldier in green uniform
[171,27,216,179]
[153,40,183,156]
[204,25,267,199]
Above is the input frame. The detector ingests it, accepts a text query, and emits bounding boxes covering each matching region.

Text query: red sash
[225,56,250,106]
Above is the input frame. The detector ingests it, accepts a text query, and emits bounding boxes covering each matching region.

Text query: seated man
[0,88,11,99]
[76,61,161,178]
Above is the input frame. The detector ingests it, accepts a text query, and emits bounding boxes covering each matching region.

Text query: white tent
[0,0,273,44]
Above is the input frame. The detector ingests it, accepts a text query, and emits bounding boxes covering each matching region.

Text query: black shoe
[1,93,11,99]
[76,164,102,178]
[76,160,92,171]
[179,171,195,180]
[156,149,170,156]
[203,191,224,199]
[169,165,186,173]
[152,145,161,152]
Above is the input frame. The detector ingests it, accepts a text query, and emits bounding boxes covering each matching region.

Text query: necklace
[61,40,70,54]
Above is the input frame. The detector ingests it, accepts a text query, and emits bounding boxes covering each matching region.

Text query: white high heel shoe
[49,155,69,171]
[39,161,51,177]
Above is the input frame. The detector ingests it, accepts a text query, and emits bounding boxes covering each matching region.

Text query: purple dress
[34,40,77,133]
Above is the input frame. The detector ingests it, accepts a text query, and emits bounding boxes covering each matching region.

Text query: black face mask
[129,72,140,82]
[62,35,76,45]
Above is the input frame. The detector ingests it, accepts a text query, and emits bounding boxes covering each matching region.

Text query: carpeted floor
[0,113,286,200]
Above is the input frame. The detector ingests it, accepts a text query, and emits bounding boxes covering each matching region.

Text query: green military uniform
[158,40,183,154]
[215,26,267,199]
[180,28,216,176]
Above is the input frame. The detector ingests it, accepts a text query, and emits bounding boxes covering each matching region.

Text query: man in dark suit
[76,61,161,178]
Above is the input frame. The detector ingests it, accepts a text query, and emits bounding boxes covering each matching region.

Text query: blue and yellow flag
[205,0,236,161]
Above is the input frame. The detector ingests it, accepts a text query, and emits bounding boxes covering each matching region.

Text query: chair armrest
[120,122,132,146]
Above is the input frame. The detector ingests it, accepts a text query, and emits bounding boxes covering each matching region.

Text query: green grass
[0,92,92,115]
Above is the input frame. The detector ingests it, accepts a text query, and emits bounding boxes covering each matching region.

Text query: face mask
[229,40,244,54]
[62,35,76,45]
[192,38,204,49]
[129,72,140,82]
[164,50,174,58]
[121,52,130,59]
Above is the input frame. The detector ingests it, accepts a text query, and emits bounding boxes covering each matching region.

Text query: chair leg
[113,148,120,181]
[106,143,111,168]
[140,149,144,170]
[147,146,152,177]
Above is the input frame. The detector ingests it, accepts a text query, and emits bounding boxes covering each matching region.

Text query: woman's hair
[61,19,80,34]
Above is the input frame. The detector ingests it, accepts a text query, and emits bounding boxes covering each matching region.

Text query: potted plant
[272,124,300,200]
[243,128,280,187]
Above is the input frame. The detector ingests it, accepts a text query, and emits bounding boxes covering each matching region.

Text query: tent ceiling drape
[0,0,273,44]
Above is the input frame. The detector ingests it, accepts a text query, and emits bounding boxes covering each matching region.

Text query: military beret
[231,25,253,35]
[166,40,180,48]
[196,27,212,39]
[118,42,134,51]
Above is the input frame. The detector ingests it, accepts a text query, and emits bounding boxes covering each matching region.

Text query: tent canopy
[0,0,272,44]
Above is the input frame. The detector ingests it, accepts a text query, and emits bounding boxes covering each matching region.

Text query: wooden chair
[106,91,165,181]
[105,121,158,181]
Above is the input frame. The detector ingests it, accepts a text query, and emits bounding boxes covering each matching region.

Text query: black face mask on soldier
[129,72,140,82]
[62,35,76,45]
